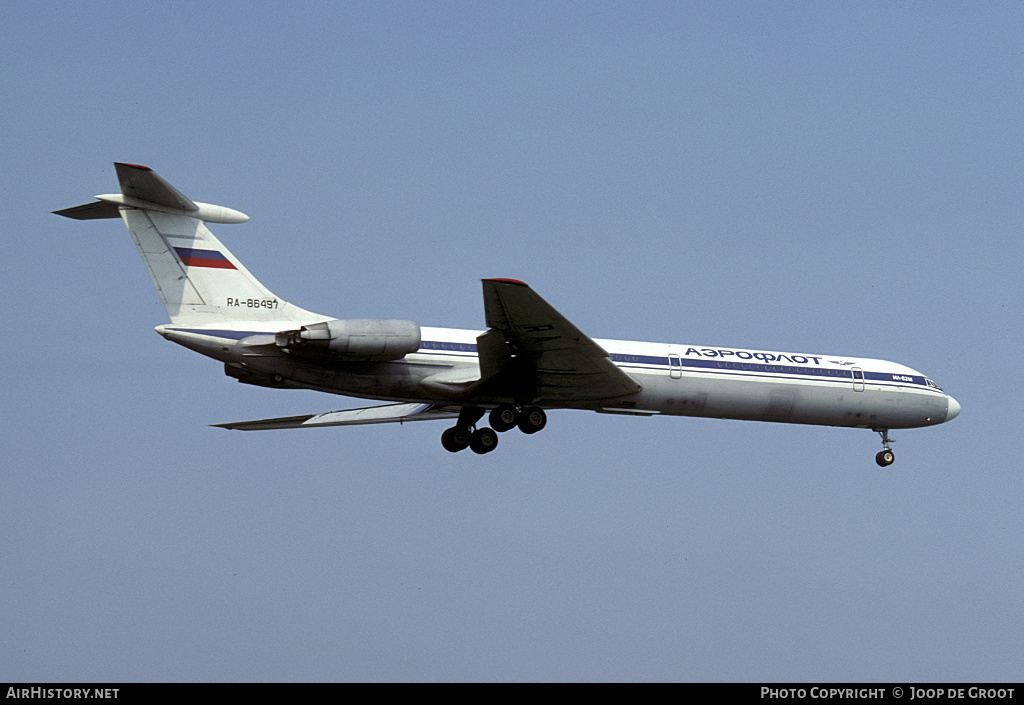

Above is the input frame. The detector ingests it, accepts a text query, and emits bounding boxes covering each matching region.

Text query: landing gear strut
[874,428,895,467]
[442,405,548,455]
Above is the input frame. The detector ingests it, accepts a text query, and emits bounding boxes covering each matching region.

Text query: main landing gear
[441,404,547,455]
[874,428,896,467]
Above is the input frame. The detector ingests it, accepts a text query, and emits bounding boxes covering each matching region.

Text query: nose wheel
[874,428,896,467]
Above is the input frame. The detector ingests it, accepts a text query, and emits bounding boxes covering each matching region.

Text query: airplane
[55,163,960,466]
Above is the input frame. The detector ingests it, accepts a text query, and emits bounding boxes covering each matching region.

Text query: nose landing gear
[874,428,896,467]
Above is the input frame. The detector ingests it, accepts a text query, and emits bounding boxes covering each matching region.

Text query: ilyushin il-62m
[56,163,960,465]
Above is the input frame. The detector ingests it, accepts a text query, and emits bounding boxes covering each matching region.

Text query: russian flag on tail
[174,247,237,269]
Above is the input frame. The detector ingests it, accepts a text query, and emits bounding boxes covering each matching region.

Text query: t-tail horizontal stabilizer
[54,163,249,224]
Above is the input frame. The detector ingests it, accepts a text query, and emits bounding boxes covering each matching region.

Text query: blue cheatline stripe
[419,341,478,353]
[417,342,929,388]
[164,330,932,389]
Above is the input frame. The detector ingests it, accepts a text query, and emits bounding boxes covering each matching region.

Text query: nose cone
[946,396,961,422]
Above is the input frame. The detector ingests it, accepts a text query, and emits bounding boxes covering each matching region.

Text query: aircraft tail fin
[55,163,325,326]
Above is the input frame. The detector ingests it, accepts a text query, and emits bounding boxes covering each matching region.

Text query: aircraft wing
[213,402,462,431]
[480,278,640,402]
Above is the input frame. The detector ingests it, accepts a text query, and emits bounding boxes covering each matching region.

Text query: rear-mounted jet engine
[275,319,421,361]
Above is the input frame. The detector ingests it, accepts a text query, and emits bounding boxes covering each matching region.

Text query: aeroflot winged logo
[682,347,826,365]
[54,162,960,466]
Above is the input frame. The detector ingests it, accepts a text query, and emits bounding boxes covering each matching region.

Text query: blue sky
[2,1,1021,682]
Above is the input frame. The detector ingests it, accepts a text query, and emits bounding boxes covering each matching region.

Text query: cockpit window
[926,378,943,392]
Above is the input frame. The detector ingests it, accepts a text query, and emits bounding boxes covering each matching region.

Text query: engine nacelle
[276,319,421,360]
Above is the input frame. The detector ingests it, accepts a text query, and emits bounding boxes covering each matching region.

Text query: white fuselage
[159,323,959,431]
